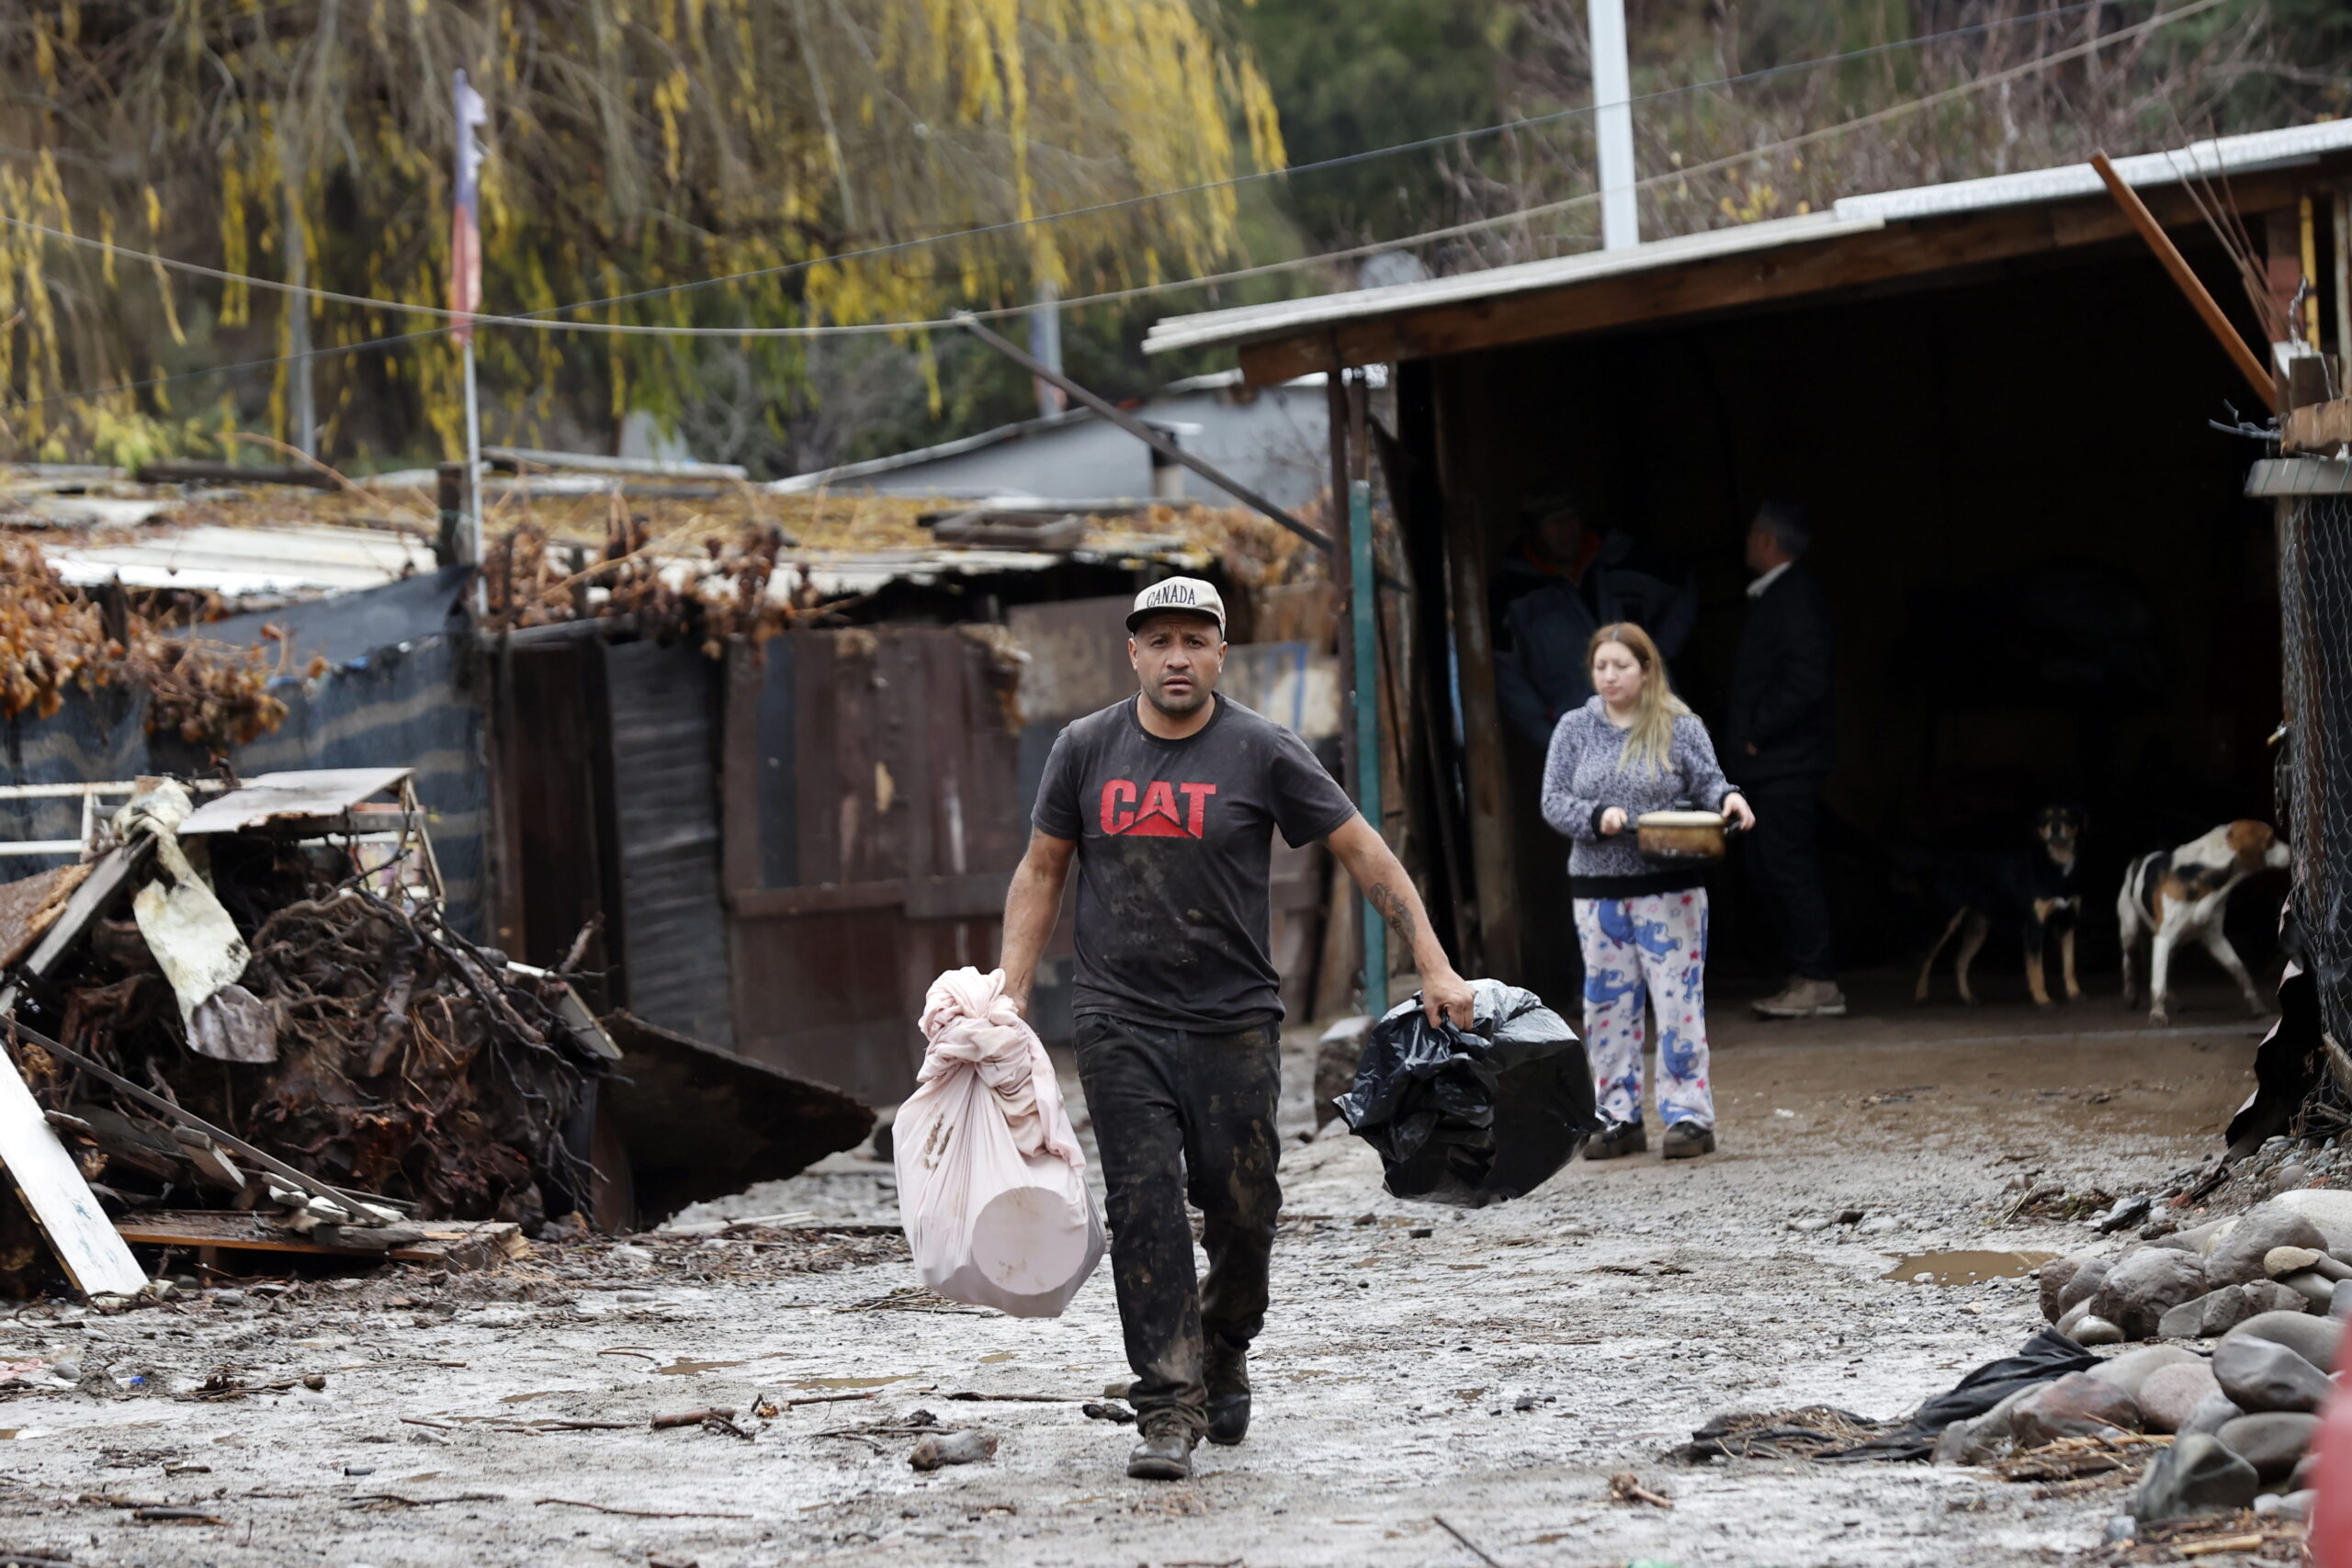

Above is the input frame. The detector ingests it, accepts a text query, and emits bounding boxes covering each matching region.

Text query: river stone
[2059,1258,2113,1317]
[1932,1383,2039,1465]
[2215,1412,2321,1482]
[2090,1345,2201,1399]
[2070,1314,2126,1346]
[2157,1295,2211,1339]
[2058,1298,2092,1335]
[2180,1391,2247,1438]
[2213,1335,2331,1413]
[2207,1202,2330,1288]
[2041,1254,2094,1322]
[2132,1433,2260,1525]
[2227,1310,2341,1371]
[2270,1189,2352,1255]
[2008,1373,2143,1447]
[2137,1361,2222,1433]
[2174,1219,2233,1257]
[2095,1249,2207,1338]
[2279,1270,2336,1308]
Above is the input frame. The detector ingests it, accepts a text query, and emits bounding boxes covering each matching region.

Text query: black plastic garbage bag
[1331,979,1598,1206]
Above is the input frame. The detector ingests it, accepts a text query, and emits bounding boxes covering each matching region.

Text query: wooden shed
[1146,123,2352,1001]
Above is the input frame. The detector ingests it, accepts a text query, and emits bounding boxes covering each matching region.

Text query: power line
[2,0,2222,415]
[543,0,2121,322]
[2,0,2140,334]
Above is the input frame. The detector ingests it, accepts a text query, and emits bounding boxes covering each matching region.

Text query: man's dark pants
[1744,773,1835,980]
[1073,1014,1283,1441]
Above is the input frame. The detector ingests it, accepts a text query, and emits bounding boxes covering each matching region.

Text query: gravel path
[0,986,2266,1567]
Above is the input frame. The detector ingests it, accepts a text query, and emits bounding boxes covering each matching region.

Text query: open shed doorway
[1416,233,2287,1008]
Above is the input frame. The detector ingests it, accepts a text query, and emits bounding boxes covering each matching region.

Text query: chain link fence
[2278,487,2352,1116]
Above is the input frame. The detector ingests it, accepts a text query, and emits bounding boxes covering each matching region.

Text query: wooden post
[435,462,469,568]
[2333,189,2351,371]
[1431,361,1521,981]
[1349,471,1385,1013]
[2089,152,2278,410]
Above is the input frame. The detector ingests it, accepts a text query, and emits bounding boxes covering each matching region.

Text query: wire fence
[2278,488,2352,1100]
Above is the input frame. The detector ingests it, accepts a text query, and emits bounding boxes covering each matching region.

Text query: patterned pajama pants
[1573,890,1715,1131]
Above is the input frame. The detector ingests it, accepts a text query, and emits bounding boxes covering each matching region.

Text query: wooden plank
[2286,399,2352,452]
[730,872,1012,920]
[1431,358,1520,980]
[720,639,765,897]
[0,1035,146,1297]
[116,1210,523,1268]
[1235,172,2319,381]
[0,863,92,969]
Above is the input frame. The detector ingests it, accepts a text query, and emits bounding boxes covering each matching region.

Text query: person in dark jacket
[1725,502,1845,1019]
[1493,494,1698,749]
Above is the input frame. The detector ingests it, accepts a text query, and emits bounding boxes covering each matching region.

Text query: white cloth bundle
[893,967,1103,1317]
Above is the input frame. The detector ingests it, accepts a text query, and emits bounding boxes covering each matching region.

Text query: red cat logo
[1100,780,1217,838]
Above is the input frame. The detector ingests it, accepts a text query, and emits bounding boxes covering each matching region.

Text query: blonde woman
[1540,623,1754,1160]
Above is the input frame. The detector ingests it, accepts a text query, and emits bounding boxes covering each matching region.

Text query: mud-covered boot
[1584,1119,1648,1160]
[1127,1419,1197,1480]
[1204,1337,1250,1446]
[1661,1121,1716,1159]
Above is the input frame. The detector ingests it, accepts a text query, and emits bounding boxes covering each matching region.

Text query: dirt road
[0,984,2263,1567]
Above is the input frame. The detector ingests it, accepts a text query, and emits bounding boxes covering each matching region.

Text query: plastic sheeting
[1333,979,1599,1206]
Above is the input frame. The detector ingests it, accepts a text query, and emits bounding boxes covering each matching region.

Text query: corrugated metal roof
[1145,119,2352,359]
[40,522,437,597]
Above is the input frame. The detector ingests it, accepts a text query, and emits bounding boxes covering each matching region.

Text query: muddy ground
[0,976,2273,1567]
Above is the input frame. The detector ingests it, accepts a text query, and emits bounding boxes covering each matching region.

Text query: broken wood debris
[533,1496,753,1520]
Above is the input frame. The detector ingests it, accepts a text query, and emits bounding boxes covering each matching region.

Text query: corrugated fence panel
[605,639,734,1048]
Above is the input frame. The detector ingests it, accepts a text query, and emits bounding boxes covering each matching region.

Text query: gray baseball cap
[1126,576,1227,636]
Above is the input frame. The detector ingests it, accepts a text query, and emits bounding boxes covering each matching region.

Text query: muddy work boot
[1584,1120,1647,1160]
[1752,977,1847,1020]
[1661,1121,1716,1159]
[1204,1337,1250,1446]
[1127,1419,1198,1481]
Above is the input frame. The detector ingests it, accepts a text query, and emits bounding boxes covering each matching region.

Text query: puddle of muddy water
[978,1352,1015,1364]
[497,1391,560,1404]
[655,1359,749,1376]
[1883,1249,2056,1285]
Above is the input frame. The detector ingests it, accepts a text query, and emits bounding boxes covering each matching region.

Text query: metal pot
[1636,809,1731,863]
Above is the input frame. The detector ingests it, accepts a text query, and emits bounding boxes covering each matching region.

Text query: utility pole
[1030,279,1066,419]
[1589,0,1639,251]
[287,185,316,460]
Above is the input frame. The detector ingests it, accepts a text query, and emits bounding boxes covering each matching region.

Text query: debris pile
[0,771,611,1295]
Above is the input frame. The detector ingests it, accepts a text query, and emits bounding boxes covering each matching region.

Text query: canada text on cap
[1126,577,1227,636]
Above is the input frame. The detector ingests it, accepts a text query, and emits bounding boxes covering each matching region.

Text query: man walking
[1726,502,1845,1020]
[999,577,1475,1481]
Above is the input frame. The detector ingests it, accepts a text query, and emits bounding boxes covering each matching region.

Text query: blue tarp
[2,576,489,937]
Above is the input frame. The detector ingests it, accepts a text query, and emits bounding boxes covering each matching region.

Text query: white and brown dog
[2117,820,2290,1024]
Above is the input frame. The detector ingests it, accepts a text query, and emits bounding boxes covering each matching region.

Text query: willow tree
[0,2,1283,465]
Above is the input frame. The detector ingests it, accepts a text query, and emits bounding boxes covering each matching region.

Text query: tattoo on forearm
[1367,882,1417,946]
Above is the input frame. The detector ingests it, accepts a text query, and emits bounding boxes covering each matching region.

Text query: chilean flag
[450,69,487,347]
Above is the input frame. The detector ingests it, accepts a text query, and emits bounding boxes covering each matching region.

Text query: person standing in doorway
[1727,502,1845,1019]
[1493,493,1699,749]
[997,577,1476,1483]
[1540,623,1753,1159]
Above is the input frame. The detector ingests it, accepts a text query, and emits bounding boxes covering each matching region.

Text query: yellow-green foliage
[0,1,1284,460]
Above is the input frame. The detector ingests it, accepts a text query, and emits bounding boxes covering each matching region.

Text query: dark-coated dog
[1915,806,2086,1009]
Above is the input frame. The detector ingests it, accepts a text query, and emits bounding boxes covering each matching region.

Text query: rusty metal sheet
[599,1010,874,1221]
[1003,596,1132,723]
[0,863,93,969]
[176,768,413,834]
